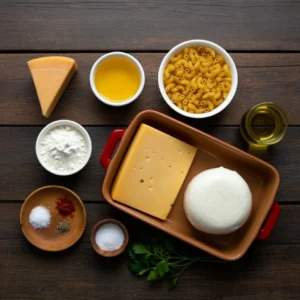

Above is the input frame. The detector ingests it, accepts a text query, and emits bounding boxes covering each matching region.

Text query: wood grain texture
[1,1,300,298]
[0,238,299,299]
[1,0,300,51]
[0,126,298,202]
[1,202,300,299]
[0,53,300,125]
[1,203,300,245]
[1,243,299,300]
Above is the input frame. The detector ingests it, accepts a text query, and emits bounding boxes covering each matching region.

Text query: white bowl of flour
[36,120,92,176]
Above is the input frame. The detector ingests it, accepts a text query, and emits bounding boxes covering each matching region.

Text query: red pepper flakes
[56,196,76,217]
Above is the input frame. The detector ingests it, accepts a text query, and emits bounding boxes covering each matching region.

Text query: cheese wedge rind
[28,56,77,117]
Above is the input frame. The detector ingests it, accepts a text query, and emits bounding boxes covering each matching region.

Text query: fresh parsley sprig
[128,239,222,289]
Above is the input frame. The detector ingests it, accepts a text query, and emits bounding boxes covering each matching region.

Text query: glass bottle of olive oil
[240,102,288,151]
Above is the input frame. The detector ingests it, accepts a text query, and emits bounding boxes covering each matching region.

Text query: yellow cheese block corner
[112,124,197,220]
[28,56,77,118]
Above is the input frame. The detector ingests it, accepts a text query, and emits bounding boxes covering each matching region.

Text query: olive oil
[94,56,141,102]
[240,103,288,149]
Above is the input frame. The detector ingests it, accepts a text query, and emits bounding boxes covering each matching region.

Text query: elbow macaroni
[163,46,232,114]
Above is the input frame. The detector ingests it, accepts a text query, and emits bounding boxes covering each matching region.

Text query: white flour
[40,125,88,172]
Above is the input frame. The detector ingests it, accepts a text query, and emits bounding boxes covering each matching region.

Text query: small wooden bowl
[91,219,129,257]
[20,185,86,252]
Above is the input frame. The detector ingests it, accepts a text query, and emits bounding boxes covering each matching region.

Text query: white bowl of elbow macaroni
[158,40,238,119]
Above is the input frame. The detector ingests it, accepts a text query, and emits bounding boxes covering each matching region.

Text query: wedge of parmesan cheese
[28,56,77,117]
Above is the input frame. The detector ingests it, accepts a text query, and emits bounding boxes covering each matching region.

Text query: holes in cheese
[112,124,197,220]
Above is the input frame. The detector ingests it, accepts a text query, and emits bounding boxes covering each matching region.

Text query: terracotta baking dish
[100,110,280,261]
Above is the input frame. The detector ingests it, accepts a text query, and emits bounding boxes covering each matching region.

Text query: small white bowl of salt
[91,219,129,257]
[36,120,92,176]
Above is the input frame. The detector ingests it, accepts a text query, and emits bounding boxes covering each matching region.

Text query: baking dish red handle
[257,201,281,240]
[100,129,125,169]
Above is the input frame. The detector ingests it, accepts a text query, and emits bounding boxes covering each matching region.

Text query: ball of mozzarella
[184,167,252,235]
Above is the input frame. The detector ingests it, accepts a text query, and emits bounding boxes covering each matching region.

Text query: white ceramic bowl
[158,40,238,119]
[90,52,145,106]
[36,120,92,176]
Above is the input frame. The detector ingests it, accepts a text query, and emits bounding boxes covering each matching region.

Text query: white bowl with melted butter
[90,52,145,107]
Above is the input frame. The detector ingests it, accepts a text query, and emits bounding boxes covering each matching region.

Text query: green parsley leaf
[132,243,150,255]
[128,248,136,260]
[128,260,144,275]
[147,270,159,281]
[128,237,222,289]
[140,254,151,267]
[153,245,164,255]
[156,261,169,277]
[169,275,178,289]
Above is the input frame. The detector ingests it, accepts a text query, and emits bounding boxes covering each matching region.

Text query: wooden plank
[1,203,299,245]
[1,0,300,51]
[2,201,299,298]
[0,126,299,202]
[0,239,299,299]
[0,53,299,125]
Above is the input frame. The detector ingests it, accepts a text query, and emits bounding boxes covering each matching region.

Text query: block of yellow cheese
[112,124,197,220]
[28,56,77,118]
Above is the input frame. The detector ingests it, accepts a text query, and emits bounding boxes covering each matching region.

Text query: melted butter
[95,56,141,102]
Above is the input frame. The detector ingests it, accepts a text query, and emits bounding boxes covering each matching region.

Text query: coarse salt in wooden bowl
[91,219,129,257]
[20,185,86,252]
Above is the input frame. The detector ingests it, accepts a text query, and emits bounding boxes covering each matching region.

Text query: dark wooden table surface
[1,1,300,299]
